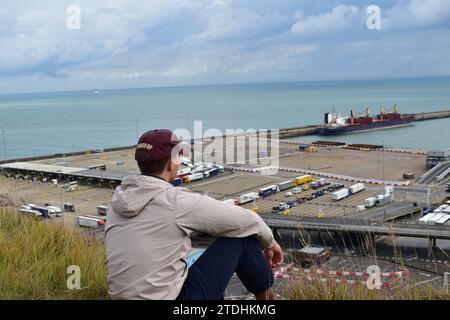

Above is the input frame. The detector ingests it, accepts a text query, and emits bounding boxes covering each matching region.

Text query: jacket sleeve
[174,189,274,249]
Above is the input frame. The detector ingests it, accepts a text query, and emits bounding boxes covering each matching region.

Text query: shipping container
[259,185,280,197]
[294,175,313,186]
[332,189,349,201]
[239,192,259,204]
[349,183,365,194]
[278,180,294,191]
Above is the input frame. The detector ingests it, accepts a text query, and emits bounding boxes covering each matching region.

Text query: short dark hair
[137,158,169,175]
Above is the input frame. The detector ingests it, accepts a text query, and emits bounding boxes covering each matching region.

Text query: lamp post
[134,119,139,142]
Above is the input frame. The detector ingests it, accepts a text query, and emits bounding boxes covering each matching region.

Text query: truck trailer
[278,180,294,191]
[332,188,349,201]
[294,175,313,186]
[76,216,106,229]
[259,185,280,197]
[348,183,365,194]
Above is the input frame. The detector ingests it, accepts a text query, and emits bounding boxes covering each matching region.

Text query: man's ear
[166,159,175,172]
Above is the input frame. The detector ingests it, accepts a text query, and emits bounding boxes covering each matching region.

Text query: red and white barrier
[226,165,411,186]
[274,264,411,288]
[278,265,410,278]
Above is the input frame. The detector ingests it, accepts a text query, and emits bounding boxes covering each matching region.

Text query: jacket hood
[111,175,173,218]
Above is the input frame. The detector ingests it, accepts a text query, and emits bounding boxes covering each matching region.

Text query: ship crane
[350,108,371,118]
[380,104,398,115]
[390,104,398,114]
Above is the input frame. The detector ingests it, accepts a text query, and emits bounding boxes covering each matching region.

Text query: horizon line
[1,74,450,96]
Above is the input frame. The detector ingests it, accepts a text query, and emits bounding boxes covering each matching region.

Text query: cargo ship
[315,105,415,136]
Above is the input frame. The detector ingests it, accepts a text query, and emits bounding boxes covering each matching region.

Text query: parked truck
[332,188,349,201]
[259,185,280,197]
[97,205,109,216]
[375,194,393,206]
[278,180,294,191]
[29,205,57,219]
[348,183,365,194]
[45,205,62,217]
[364,197,377,208]
[239,192,260,205]
[294,175,313,186]
[63,203,76,212]
[384,185,394,195]
[76,216,106,229]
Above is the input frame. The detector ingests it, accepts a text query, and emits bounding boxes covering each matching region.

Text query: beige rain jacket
[105,175,274,300]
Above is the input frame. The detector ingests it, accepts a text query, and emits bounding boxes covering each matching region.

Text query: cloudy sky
[1,0,450,94]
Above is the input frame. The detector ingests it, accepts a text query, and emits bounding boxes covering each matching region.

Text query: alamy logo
[366,265,382,289]
[66,265,81,289]
[366,5,381,30]
[66,5,81,30]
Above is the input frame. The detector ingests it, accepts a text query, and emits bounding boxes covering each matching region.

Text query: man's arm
[175,189,274,249]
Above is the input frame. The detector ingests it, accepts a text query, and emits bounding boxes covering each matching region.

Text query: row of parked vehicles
[272,183,345,214]
[225,175,316,206]
[171,162,224,186]
[19,202,79,218]
[19,203,63,218]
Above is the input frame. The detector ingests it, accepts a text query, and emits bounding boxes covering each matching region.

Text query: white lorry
[364,197,377,208]
[238,192,260,205]
[45,205,62,217]
[76,216,106,229]
[376,194,393,206]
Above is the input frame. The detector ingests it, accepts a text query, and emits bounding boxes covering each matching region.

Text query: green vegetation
[284,277,449,300]
[0,207,109,299]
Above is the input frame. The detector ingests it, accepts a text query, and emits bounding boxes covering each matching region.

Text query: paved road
[261,214,450,240]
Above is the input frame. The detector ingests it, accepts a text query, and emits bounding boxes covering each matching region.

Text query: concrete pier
[414,109,450,121]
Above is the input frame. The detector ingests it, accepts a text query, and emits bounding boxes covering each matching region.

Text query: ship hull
[316,118,415,136]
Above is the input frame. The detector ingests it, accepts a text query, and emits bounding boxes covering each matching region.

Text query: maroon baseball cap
[135,129,187,163]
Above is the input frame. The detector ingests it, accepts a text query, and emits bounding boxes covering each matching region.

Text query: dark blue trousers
[176,236,274,300]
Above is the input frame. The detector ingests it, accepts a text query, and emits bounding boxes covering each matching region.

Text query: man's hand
[264,240,283,269]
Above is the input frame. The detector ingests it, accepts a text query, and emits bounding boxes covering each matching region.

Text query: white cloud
[385,0,450,29]
[291,5,360,36]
